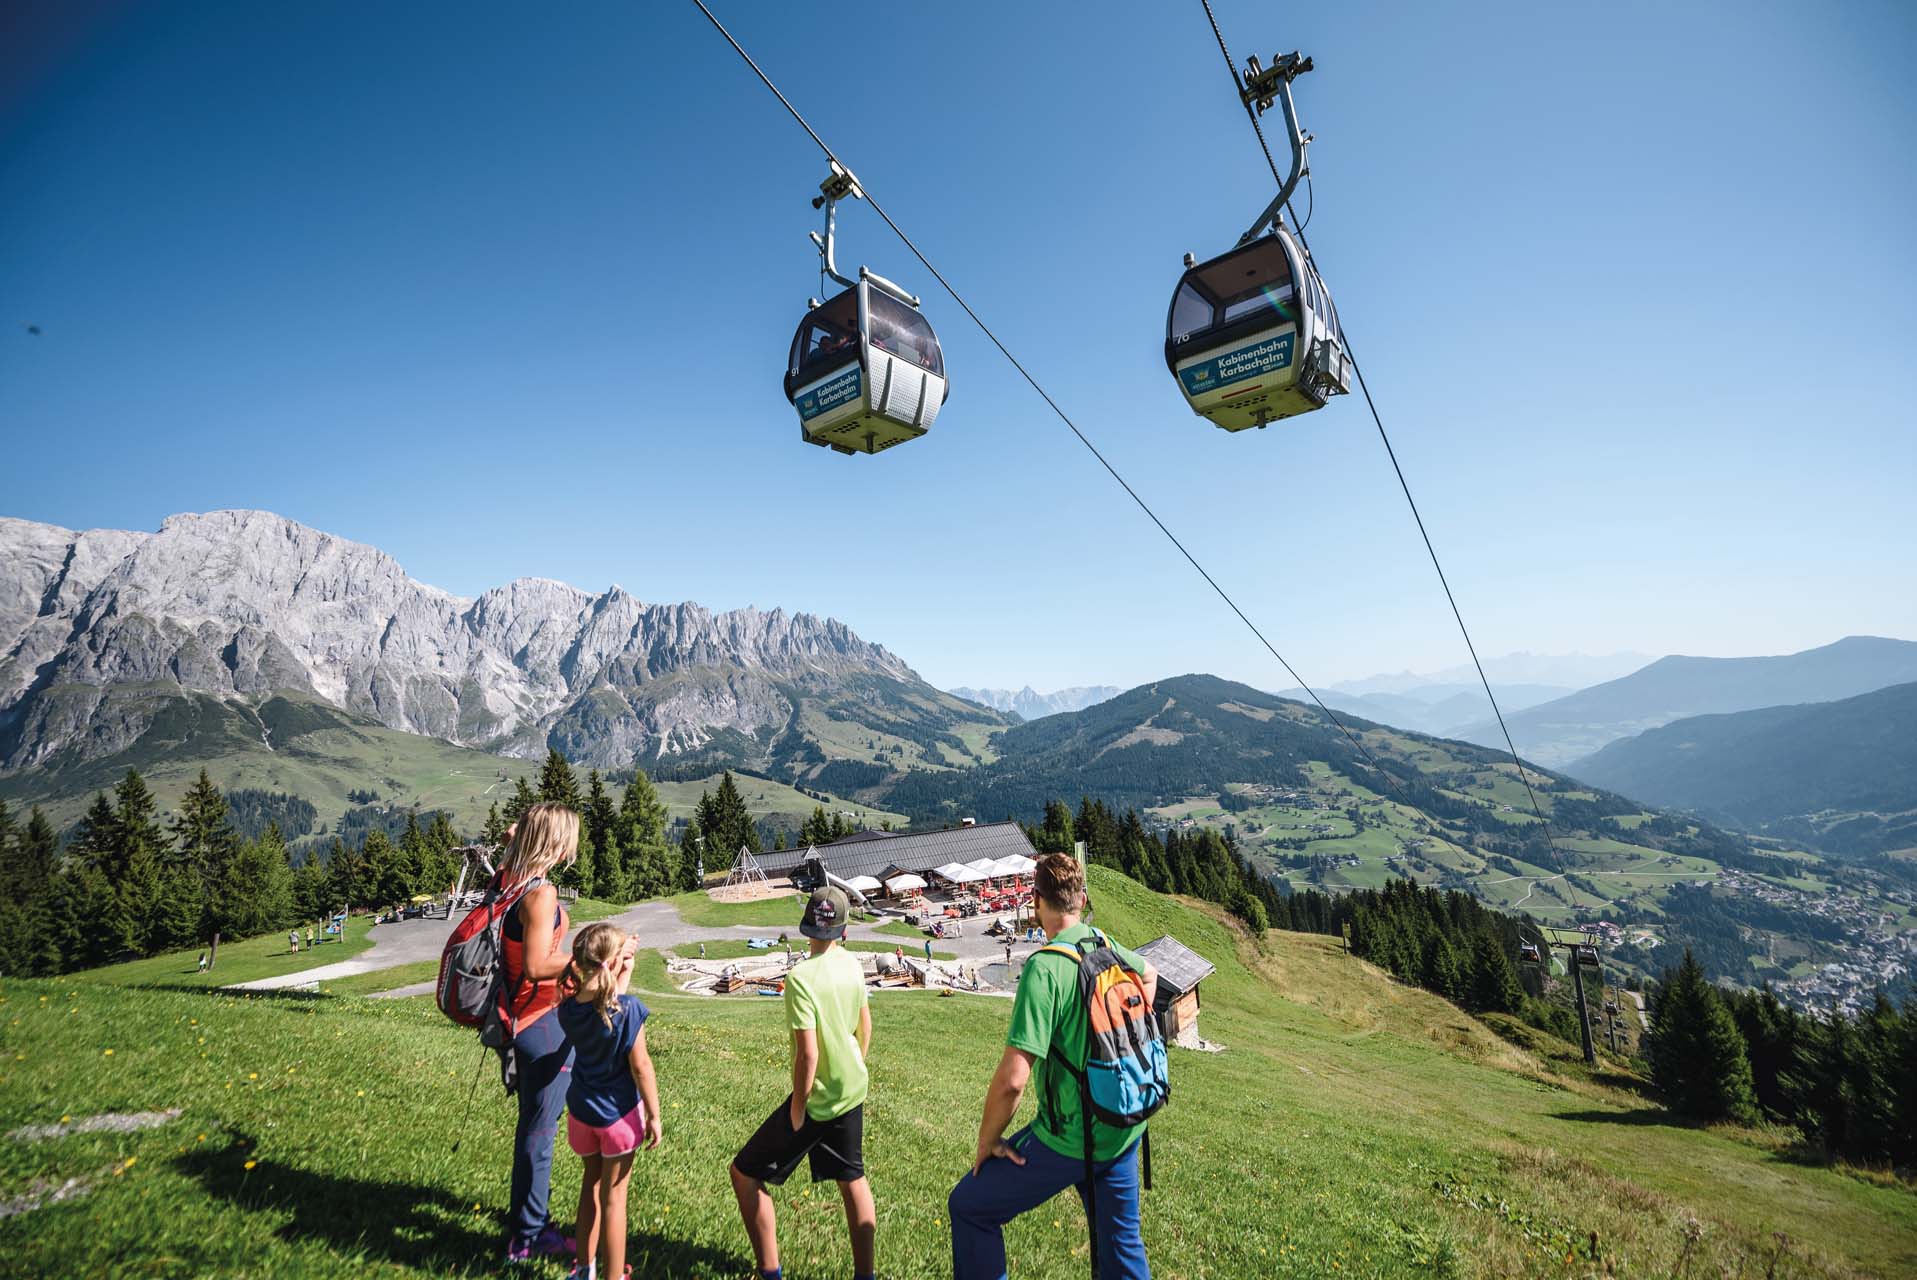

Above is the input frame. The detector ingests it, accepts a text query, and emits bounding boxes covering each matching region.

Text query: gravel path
[228,894,1042,997]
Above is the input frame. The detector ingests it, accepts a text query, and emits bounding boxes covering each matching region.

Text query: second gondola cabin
[1165,224,1351,432]
[785,276,947,455]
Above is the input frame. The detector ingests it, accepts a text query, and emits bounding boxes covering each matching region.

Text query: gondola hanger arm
[808,161,863,290]
[1237,51,1314,246]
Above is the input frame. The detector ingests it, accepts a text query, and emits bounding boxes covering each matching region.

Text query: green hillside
[876,675,1761,921]
[0,689,903,842]
[2,867,1908,1277]
[1571,682,1917,857]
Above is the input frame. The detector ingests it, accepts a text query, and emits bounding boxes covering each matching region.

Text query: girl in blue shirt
[557,923,663,1280]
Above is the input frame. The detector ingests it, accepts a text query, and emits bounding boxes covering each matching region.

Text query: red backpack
[436,874,545,1046]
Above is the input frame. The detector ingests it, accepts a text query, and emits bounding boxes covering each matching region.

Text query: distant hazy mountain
[0,511,1006,776]
[947,685,1121,721]
[1571,682,1917,857]
[1458,636,1917,766]
[1329,652,1650,698]
[1273,683,1574,737]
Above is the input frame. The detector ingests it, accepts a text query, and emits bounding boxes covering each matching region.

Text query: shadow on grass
[175,1135,497,1271]
[174,1135,742,1275]
[1552,1106,1689,1128]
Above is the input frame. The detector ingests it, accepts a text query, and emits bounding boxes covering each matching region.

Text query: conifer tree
[503,777,537,827]
[45,863,115,972]
[70,793,120,873]
[172,769,238,879]
[326,837,366,911]
[210,826,296,938]
[1469,932,1523,1014]
[618,770,671,899]
[482,801,509,848]
[537,748,583,811]
[1648,949,1760,1124]
[361,830,410,910]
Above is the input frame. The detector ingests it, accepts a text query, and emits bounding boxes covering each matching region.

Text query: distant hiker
[496,802,582,1264]
[305,927,316,950]
[558,922,659,1280]
[923,937,934,963]
[729,887,877,1280]
[948,853,1162,1279]
[196,951,208,973]
[288,929,299,954]
[699,942,707,960]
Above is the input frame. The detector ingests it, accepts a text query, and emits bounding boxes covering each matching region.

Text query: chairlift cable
[686,0,1409,802]
[1194,0,1582,909]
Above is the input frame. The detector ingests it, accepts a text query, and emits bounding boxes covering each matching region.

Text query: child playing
[557,922,662,1280]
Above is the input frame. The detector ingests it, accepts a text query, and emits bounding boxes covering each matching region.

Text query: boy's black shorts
[732,1095,865,1185]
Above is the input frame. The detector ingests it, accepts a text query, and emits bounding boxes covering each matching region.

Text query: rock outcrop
[0,510,980,771]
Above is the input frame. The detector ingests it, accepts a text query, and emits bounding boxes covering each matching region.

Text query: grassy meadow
[1,868,1911,1278]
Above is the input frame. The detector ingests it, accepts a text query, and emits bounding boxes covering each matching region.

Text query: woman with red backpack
[495,802,585,1265]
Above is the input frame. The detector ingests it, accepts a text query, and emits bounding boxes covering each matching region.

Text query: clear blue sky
[3,0,1913,693]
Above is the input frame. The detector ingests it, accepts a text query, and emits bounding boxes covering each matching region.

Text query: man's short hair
[1033,853,1086,913]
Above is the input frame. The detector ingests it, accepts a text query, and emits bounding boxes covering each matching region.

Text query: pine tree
[618,770,671,900]
[503,777,537,828]
[171,769,237,877]
[583,770,623,900]
[325,838,365,911]
[45,863,115,973]
[537,749,583,811]
[70,793,120,873]
[482,801,509,848]
[210,827,296,938]
[1469,931,1523,1014]
[1648,949,1760,1124]
[361,831,411,910]
[1038,800,1076,855]
[699,771,756,869]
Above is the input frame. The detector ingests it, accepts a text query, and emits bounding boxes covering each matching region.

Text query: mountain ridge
[1570,681,1917,856]
[946,684,1121,721]
[0,510,1005,774]
[1453,635,1917,765]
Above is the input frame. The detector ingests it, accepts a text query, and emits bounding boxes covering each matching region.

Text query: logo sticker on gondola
[1179,333,1294,396]
[798,367,862,421]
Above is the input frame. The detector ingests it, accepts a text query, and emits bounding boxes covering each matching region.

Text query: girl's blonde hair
[499,801,580,887]
[566,921,627,1027]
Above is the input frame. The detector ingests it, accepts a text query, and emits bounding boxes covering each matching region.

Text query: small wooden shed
[1136,935,1216,1047]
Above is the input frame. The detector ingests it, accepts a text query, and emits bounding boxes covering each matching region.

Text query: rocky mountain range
[0,510,1004,774]
[946,685,1121,721]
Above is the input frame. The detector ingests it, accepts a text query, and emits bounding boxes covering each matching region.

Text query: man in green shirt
[949,853,1158,1279]
[729,886,877,1280]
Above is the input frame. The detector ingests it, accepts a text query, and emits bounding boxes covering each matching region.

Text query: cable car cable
[686,0,1409,802]
[1194,0,1582,910]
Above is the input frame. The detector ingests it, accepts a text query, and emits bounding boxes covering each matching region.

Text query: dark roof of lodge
[757,821,1037,881]
[1135,935,1216,1000]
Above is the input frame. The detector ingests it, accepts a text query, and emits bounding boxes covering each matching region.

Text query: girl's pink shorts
[567,1106,645,1158]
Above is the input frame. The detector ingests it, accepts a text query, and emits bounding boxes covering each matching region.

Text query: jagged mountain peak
[0,510,997,772]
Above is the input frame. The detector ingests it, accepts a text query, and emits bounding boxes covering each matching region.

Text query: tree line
[1647,950,1915,1167]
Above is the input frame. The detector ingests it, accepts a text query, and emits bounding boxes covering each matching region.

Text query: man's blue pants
[948,1125,1149,1279]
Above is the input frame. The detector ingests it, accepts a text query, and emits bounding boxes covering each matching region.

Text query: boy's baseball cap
[800,886,851,941]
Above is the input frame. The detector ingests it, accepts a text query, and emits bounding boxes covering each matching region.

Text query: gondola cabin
[1164,225,1351,432]
[785,278,947,455]
[1518,941,1543,968]
[1574,944,1600,971]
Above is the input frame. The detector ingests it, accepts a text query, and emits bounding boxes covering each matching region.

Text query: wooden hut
[1135,935,1216,1047]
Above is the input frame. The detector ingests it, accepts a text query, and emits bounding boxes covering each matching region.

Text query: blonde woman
[495,803,598,1264]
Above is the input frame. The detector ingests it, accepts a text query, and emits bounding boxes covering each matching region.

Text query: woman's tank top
[500,879,565,1028]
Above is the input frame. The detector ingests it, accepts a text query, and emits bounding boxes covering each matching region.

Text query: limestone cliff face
[0,510,958,770]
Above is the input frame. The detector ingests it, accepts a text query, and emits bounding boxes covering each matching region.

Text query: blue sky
[3,0,1913,693]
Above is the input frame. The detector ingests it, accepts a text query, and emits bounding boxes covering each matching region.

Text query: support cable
[686,0,1409,800]
[1195,0,1582,909]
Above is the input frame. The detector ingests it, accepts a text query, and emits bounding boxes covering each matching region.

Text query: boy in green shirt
[729,886,877,1280]
[949,853,1159,1279]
